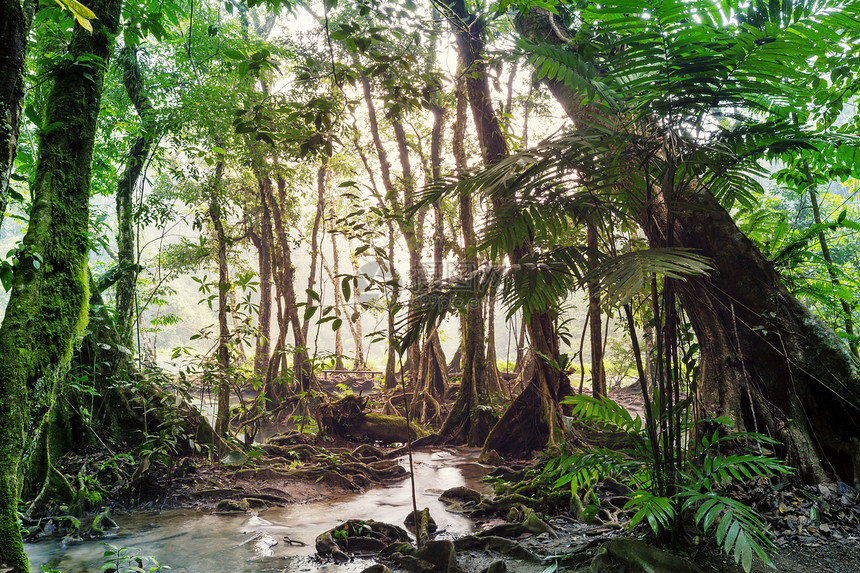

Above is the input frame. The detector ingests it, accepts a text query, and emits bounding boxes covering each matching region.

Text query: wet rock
[440,486,483,505]
[315,531,350,562]
[389,553,436,572]
[416,539,456,572]
[453,535,540,562]
[404,508,438,537]
[317,519,411,561]
[380,541,416,557]
[480,508,558,539]
[360,565,393,573]
[477,493,541,513]
[243,497,268,509]
[590,538,703,573]
[352,444,386,461]
[214,499,250,514]
[488,466,526,483]
[480,449,504,466]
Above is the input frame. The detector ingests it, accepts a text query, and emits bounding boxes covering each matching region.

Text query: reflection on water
[27,449,487,573]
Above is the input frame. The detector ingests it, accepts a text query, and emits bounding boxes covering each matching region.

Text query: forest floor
[35,376,860,572]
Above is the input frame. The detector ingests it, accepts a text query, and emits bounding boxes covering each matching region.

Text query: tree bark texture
[0,0,121,568]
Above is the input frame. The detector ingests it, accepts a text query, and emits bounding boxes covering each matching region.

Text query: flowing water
[27,449,489,573]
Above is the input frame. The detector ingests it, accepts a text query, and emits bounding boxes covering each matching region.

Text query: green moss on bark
[0,0,122,569]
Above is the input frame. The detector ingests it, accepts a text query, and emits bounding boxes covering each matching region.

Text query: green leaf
[223,48,244,60]
[341,277,351,302]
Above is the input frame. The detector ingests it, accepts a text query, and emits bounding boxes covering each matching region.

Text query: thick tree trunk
[644,191,860,484]
[0,0,121,568]
[412,99,448,423]
[268,176,315,392]
[519,6,860,483]
[115,45,156,346]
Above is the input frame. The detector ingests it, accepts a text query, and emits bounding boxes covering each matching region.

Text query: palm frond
[582,248,714,306]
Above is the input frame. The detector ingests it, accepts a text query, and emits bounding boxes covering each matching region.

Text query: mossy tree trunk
[115,45,156,347]
[248,194,272,381]
[0,0,31,224]
[208,166,232,440]
[0,0,121,568]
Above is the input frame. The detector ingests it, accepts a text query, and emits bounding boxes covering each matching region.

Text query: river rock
[480,449,504,466]
[214,499,250,514]
[352,444,386,461]
[360,566,393,573]
[590,538,703,573]
[315,531,350,562]
[416,539,456,572]
[389,553,436,572]
[488,465,526,483]
[404,508,438,533]
[440,486,483,507]
[453,535,540,562]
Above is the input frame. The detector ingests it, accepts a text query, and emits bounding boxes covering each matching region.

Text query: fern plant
[549,394,790,572]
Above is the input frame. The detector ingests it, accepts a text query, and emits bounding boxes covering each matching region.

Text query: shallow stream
[26,449,489,573]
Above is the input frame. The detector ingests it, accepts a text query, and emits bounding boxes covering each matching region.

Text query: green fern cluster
[546,394,791,572]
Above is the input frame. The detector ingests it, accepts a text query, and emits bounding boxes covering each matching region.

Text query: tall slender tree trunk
[251,189,272,380]
[302,160,327,340]
[384,223,400,390]
[0,0,121,568]
[441,0,569,458]
[485,294,503,394]
[437,72,493,446]
[805,166,858,357]
[116,45,156,347]
[588,223,606,396]
[208,172,231,441]
[328,188,345,370]
[0,0,31,225]
[346,238,365,370]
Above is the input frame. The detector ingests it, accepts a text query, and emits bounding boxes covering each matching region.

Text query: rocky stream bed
[22,429,860,573]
